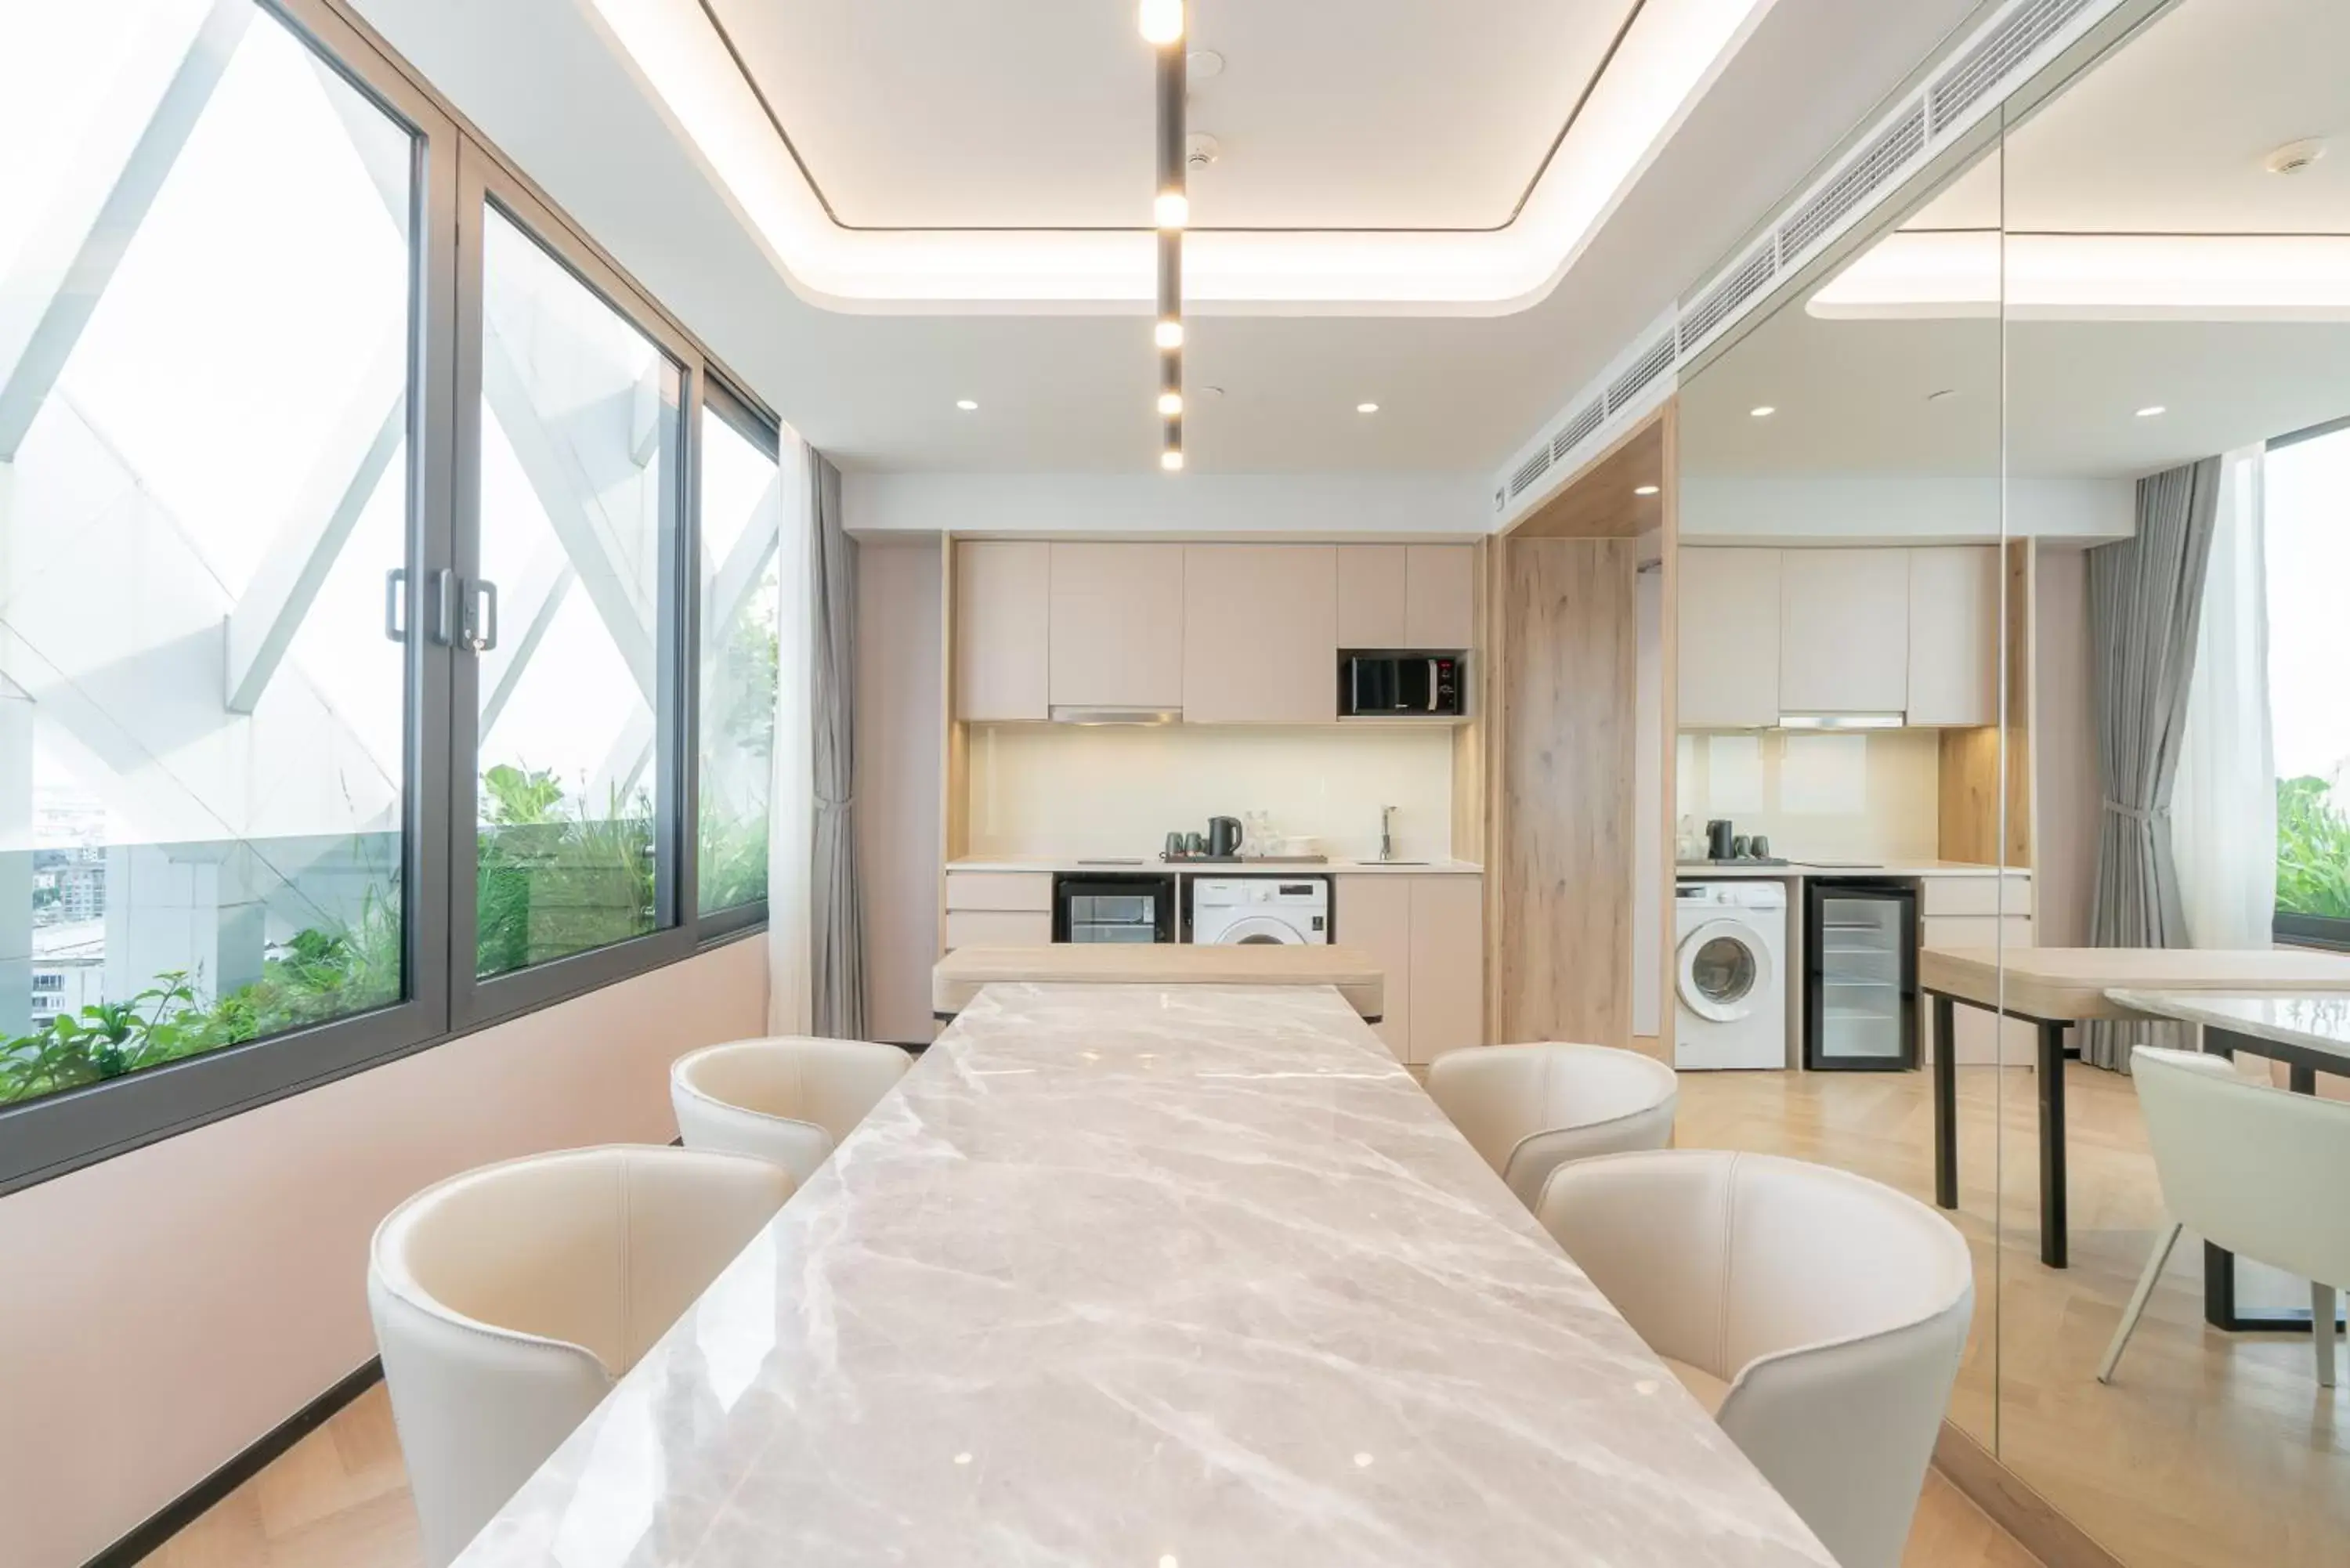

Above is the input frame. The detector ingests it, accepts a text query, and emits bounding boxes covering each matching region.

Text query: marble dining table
[454,981,1833,1567]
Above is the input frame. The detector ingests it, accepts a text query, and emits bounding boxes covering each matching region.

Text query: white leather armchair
[671,1035,913,1183]
[2101,1046,2348,1388]
[1538,1149,1973,1568]
[367,1145,794,1567]
[1426,1042,1679,1209]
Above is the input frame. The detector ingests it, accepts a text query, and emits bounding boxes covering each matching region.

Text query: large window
[0,0,788,1189]
[0,0,414,1112]
[2266,419,2350,946]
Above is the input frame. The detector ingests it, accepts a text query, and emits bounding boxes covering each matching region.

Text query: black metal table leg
[2038,1018,2067,1269]
[1933,993,1958,1209]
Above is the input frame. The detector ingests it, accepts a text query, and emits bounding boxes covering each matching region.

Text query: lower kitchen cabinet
[1336,874,1484,1064]
[944,870,1054,952]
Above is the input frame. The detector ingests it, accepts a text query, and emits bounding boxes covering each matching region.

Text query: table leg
[2038,1019,2067,1270]
[1933,995,1958,1210]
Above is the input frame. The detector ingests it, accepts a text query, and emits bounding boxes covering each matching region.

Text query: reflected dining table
[1921,945,2350,1273]
[452,980,1835,1566]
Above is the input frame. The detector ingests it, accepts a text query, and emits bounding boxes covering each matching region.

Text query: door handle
[427,569,459,647]
[383,567,407,642]
[464,578,500,654]
[1427,658,1441,711]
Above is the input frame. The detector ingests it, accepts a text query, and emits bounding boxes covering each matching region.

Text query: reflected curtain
[2171,446,2276,951]
[2084,457,2221,1071]
[808,452,866,1039]
[767,436,815,1036]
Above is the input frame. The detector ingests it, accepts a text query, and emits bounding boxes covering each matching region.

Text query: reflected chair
[1538,1149,1972,1568]
[367,1145,794,1566]
[671,1035,913,1183]
[2100,1046,2347,1389]
[1426,1042,1679,1209]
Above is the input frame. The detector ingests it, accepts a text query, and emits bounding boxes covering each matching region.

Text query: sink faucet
[1379,804,1397,863]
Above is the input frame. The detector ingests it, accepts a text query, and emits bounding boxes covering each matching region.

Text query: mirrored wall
[1667,0,2349,1560]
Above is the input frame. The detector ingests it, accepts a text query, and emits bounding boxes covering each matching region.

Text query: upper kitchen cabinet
[1182,544,1339,723]
[1677,547,1781,728]
[1906,545,2000,726]
[1778,548,1909,715]
[954,541,1050,721]
[1336,544,1476,649]
[1048,542,1184,713]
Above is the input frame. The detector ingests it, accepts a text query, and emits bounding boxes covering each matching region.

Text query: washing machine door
[1212,915,1305,945]
[1677,919,1773,1022]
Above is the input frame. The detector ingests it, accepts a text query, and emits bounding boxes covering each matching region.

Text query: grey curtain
[2083,457,2221,1070]
[808,452,866,1039]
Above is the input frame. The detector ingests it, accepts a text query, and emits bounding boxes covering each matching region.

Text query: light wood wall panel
[1498,536,1640,1046]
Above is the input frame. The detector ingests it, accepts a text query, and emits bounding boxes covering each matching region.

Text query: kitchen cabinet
[1906,546,2000,726]
[943,869,1054,952]
[1918,872,2036,1065]
[1779,548,1909,715]
[955,541,1050,721]
[1048,543,1184,712]
[1677,548,1781,728]
[1336,544,1476,649]
[1180,544,1338,723]
[1336,873,1484,1065]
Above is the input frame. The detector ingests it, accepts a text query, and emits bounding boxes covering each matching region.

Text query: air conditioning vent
[1777,103,1926,263]
[1680,242,1776,354]
[1931,0,2095,132]
[1606,333,1676,415]
[1552,399,1605,460]
[1509,445,1553,497]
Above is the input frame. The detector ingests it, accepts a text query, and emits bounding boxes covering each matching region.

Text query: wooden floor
[146,1380,2037,1567]
[1675,1064,2350,1568]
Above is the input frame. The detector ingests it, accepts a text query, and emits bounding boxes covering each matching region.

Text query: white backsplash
[966,724,1457,862]
[1675,728,1944,863]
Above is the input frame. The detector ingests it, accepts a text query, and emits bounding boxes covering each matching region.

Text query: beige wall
[1675,727,1944,863]
[965,724,1458,862]
[0,938,767,1568]
[855,540,945,1044]
[2034,544,2098,945]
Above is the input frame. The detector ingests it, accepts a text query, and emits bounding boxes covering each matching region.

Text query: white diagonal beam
[479,332,658,703]
[478,544,576,740]
[223,330,407,714]
[0,0,251,459]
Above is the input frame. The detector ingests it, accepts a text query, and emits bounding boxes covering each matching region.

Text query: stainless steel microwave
[1339,653,1464,717]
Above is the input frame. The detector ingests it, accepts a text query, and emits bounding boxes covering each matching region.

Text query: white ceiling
[1683,0,2350,482]
[706,0,1639,232]
[349,0,1986,477]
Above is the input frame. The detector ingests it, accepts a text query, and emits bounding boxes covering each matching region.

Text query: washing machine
[1191,878,1329,944]
[1673,880,1788,1070]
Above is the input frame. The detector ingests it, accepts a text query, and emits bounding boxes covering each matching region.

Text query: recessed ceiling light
[1154,320,1184,350]
[955,399,978,411]
[1926,388,1957,403]
[1198,385,1225,399]
[1356,402,1379,414]
[2135,404,2167,417]
[1634,484,1660,497]
[1749,405,1777,418]
[1188,49,1224,80]
[1160,450,1185,472]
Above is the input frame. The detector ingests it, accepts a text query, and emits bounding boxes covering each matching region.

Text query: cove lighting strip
[1809,231,2350,321]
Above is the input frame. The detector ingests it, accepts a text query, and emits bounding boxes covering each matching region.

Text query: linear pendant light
[1146,2,1185,471]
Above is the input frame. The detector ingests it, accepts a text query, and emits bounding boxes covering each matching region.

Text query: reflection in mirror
[1979,0,2350,1562]
[1668,114,2012,1483]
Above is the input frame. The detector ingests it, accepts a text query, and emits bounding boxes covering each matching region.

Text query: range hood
[1049,705,1182,726]
[1777,713,1905,731]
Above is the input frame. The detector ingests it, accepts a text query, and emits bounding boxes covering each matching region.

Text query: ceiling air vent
[1552,399,1605,461]
[1509,445,1553,498]
[1777,102,1927,264]
[1606,333,1676,415]
[1679,242,1776,356]
[1930,0,2095,132]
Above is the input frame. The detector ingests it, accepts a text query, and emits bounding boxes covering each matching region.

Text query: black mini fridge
[1804,880,1918,1070]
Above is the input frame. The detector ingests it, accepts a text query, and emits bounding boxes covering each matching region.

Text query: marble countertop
[949,855,1484,876]
[2106,988,2350,1060]
[1676,859,2030,879]
[456,984,1831,1568]
[933,944,1386,1020]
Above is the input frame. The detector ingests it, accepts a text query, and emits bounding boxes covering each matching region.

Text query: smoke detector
[1186,133,1220,172]
[2265,138,2328,175]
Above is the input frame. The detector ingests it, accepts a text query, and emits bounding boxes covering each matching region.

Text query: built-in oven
[1339,652,1464,717]
[1051,873,1177,944]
